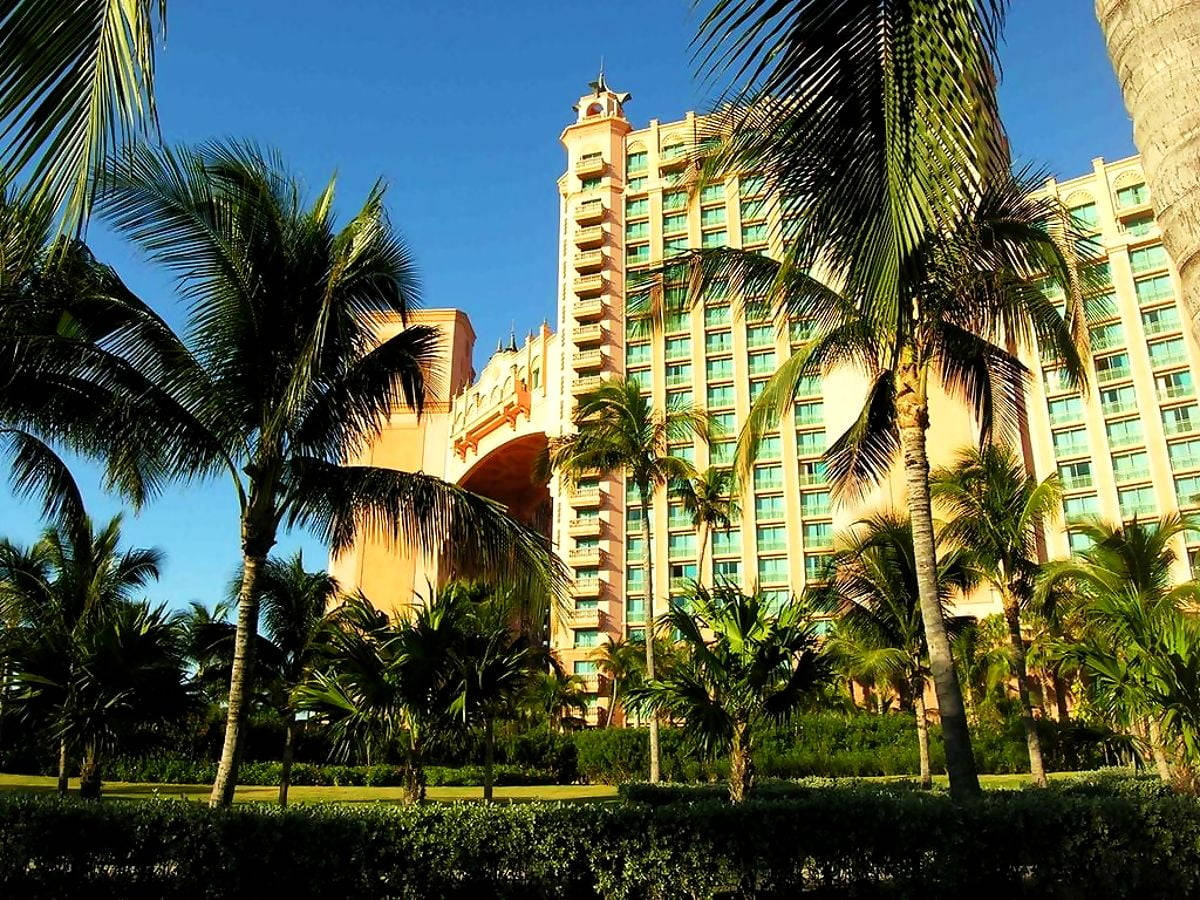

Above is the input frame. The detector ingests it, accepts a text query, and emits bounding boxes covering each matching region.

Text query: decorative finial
[507,322,518,353]
[589,57,608,95]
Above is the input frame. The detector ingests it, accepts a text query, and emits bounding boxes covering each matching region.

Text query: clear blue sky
[0,0,1136,611]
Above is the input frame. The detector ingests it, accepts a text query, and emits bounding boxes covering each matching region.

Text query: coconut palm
[628,583,832,803]
[0,513,168,795]
[0,1,165,233]
[1095,2,1200,331]
[824,514,976,788]
[520,668,588,731]
[672,465,738,574]
[593,635,642,727]
[93,140,557,806]
[253,552,344,807]
[951,614,1015,727]
[544,377,711,782]
[1040,515,1200,782]
[932,444,1062,786]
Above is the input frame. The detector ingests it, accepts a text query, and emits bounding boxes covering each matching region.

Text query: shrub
[2,786,1200,897]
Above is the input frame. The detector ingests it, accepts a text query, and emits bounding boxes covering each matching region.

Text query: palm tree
[628,583,832,803]
[254,552,343,807]
[0,513,167,795]
[672,465,738,574]
[684,0,1090,802]
[92,141,557,806]
[950,614,1014,727]
[1095,2,1200,331]
[520,668,588,732]
[545,377,711,782]
[593,635,642,727]
[0,1,165,233]
[932,444,1062,787]
[825,514,976,788]
[1039,515,1200,782]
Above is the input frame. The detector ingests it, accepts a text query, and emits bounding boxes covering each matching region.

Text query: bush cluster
[2,782,1199,898]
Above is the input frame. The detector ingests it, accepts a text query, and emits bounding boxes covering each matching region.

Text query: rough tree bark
[912,674,933,790]
[1001,588,1048,787]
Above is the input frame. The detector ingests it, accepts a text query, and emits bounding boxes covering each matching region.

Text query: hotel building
[331,77,1199,721]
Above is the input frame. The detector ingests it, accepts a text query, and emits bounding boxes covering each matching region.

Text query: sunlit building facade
[333,78,1199,722]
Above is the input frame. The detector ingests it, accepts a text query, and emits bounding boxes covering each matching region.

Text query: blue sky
[1,0,1136,610]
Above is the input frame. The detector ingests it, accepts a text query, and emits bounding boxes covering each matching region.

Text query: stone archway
[458,432,552,537]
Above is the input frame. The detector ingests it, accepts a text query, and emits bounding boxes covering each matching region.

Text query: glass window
[753,464,784,491]
[626,244,650,264]
[796,430,826,456]
[1068,531,1095,554]
[706,357,734,382]
[626,536,646,561]
[670,562,698,586]
[1058,461,1093,490]
[711,411,737,434]
[574,660,599,676]
[700,206,726,227]
[710,441,734,465]
[1089,322,1124,351]
[1169,439,1200,471]
[1100,385,1137,416]
[664,311,690,333]
[1085,292,1118,321]
[1106,417,1144,447]
[665,362,692,387]
[1130,244,1170,274]
[804,554,832,582]
[739,175,766,197]
[663,191,687,211]
[580,176,602,190]
[628,175,648,191]
[741,197,767,219]
[706,330,733,354]
[1069,202,1099,230]
[1095,352,1130,383]
[1177,474,1200,509]
[1043,366,1073,394]
[1163,404,1200,436]
[625,220,649,240]
[1112,450,1150,483]
[1136,274,1174,304]
[800,490,831,517]
[794,401,823,426]
[626,343,651,366]
[573,628,599,648]
[1063,494,1100,523]
[1116,183,1149,208]
[759,434,782,460]
[1047,395,1083,426]
[704,304,731,327]
[803,522,832,547]
[1118,485,1157,519]
[748,350,776,375]
[793,375,821,397]
[662,213,687,234]
[1052,427,1089,457]
[668,532,696,559]
[664,336,691,360]
[661,142,685,160]
[757,556,788,584]
[746,325,774,348]
[749,379,768,403]
[700,183,726,203]
[666,389,693,409]
[790,318,817,342]
[712,529,741,556]
[713,559,741,580]
[754,494,785,520]
[757,525,786,553]
[1142,304,1181,336]
[625,197,649,217]
[741,223,768,244]
[707,384,735,408]
[626,151,647,173]
[1149,337,1187,368]
[1124,213,1154,236]
[798,460,827,486]
[702,230,727,248]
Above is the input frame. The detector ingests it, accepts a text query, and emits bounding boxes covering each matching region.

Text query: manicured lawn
[0,770,1106,804]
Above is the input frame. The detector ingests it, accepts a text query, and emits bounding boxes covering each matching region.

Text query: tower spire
[590,57,608,95]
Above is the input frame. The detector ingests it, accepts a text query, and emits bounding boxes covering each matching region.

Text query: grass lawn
[0,770,1105,804]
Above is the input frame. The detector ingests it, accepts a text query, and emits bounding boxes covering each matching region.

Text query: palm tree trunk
[79,741,101,800]
[697,521,710,579]
[896,370,980,800]
[278,709,296,808]
[403,740,426,804]
[1001,591,1048,787]
[1096,0,1200,334]
[1052,668,1071,724]
[639,492,660,783]
[913,675,933,790]
[728,719,754,803]
[56,738,69,795]
[483,716,495,802]
[210,541,269,808]
[607,676,619,728]
[1147,717,1173,782]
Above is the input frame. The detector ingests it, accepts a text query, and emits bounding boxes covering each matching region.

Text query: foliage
[5,785,1200,897]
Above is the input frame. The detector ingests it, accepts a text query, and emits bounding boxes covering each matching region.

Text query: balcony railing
[1164,418,1198,436]
[574,225,604,249]
[1151,351,1189,369]
[574,274,605,297]
[1097,364,1131,383]
[572,349,603,372]
[565,606,604,628]
[571,578,602,598]
[570,485,602,507]
[574,249,605,273]
[1114,467,1151,483]
[574,322,603,346]
[1054,442,1090,458]
[573,298,604,321]
[572,375,603,396]
[1103,401,1138,417]
[1061,475,1094,491]
[575,200,604,225]
[576,155,605,178]
[568,517,601,537]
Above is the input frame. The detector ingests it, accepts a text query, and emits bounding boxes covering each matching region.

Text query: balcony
[1151,351,1189,369]
[1121,503,1158,520]
[1096,365,1131,384]
[572,577,602,599]
[574,249,605,273]
[568,547,602,566]
[1054,442,1090,459]
[573,297,604,321]
[1061,475,1094,491]
[573,348,603,372]
[572,374,603,396]
[575,200,604,225]
[565,606,604,629]
[574,274,605,298]
[576,672,610,694]
[1115,467,1152,483]
[569,484,602,508]
[576,154,605,178]
[574,323,603,346]
[569,517,601,537]
[1164,417,1198,437]
[1172,454,1200,472]
[575,225,604,249]
[659,146,688,171]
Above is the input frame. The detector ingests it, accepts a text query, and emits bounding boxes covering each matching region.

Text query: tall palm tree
[545,377,711,782]
[0,513,165,794]
[1095,1,1200,332]
[593,635,641,727]
[628,583,832,803]
[93,141,558,806]
[254,552,343,807]
[670,1,1088,801]
[932,444,1062,787]
[672,465,738,574]
[825,514,976,788]
[0,1,165,233]
[1039,515,1200,782]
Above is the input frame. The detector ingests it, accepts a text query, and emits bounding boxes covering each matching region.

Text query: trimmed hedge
[2,783,1200,898]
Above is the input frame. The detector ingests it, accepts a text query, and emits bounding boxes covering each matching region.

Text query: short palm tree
[94,141,557,806]
[0,513,168,795]
[593,635,642,727]
[520,668,588,732]
[672,465,738,574]
[933,444,1063,787]
[0,1,165,232]
[1039,515,1200,781]
[254,552,344,807]
[629,583,832,803]
[682,0,1088,801]
[545,377,711,782]
[825,514,975,788]
[950,614,1015,726]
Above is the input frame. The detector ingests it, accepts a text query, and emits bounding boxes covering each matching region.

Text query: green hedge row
[106,757,558,787]
[2,783,1198,898]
